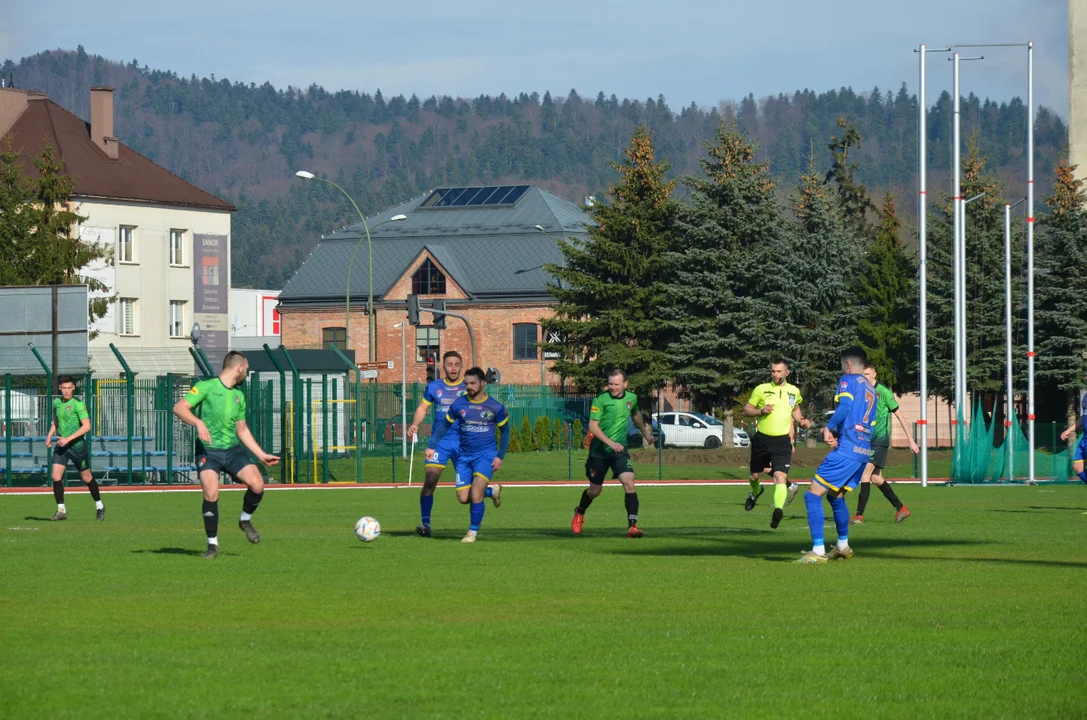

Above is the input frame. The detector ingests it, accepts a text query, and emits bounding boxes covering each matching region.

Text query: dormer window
[412,259,446,295]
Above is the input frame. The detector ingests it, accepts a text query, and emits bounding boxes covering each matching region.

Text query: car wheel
[705,435,722,449]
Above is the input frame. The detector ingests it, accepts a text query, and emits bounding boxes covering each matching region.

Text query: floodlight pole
[1026,40,1036,484]
[952,52,963,423]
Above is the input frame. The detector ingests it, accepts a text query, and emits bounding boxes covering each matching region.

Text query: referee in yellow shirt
[742,358,811,529]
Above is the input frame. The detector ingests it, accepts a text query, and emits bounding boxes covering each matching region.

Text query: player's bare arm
[236,420,279,465]
[744,401,772,417]
[792,406,811,428]
[408,399,431,440]
[589,419,622,452]
[631,411,655,444]
[893,409,920,453]
[173,399,211,444]
[45,420,57,448]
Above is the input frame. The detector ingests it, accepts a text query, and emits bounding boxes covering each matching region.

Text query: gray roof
[279,186,591,307]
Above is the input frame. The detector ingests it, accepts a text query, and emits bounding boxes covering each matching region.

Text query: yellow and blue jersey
[441,394,509,456]
[421,378,467,433]
[829,373,877,461]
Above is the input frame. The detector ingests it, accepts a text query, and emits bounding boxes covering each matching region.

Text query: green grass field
[3,484,1086,718]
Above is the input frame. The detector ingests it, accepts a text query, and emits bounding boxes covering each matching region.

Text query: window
[271,308,280,335]
[513,323,538,361]
[169,229,186,266]
[119,225,136,263]
[657,414,675,426]
[119,298,137,335]
[411,259,446,295]
[322,327,346,350]
[415,327,440,362]
[169,301,186,338]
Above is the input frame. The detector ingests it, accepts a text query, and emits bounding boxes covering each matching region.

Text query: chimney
[0,88,30,137]
[90,86,119,159]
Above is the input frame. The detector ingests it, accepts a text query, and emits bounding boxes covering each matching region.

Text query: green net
[951,402,1072,484]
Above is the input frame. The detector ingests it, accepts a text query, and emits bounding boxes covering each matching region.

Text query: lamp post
[294,170,406,362]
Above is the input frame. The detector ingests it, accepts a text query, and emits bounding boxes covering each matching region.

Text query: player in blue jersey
[1059,372,1087,485]
[407,350,475,537]
[798,346,877,564]
[427,367,510,543]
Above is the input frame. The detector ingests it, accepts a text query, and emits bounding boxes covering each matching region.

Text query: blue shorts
[1075,437,1087,463]
[425,435,460,471]
[454,451,497,489]
[813,450,868,494]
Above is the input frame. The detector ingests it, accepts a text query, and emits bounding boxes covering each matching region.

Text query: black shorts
[197,446,254,478]
[585,451,634,484]
[52,442,89,472]
[870,441,890,470]
[749,432,792,475]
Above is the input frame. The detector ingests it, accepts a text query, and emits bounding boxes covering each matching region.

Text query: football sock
[484,487,493,498]
[749,477,760,495]
[202,499,219,539]
[829,495,849,545]
[420,493,434,526]
[804,492,825,553]
[855,482,871,515]
[624,492,639,528]
[240,489,263,521]
[877,481,903,511]
[469,501,485,531]
[87,479,101,503]
[52,481,64,505]
[773,483,787,509]
[576,489,594,514]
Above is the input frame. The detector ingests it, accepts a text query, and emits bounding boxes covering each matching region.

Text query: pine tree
[541,125,679,405]
[519,416,535,452]
[534,416,552,451]
[553,418,564,450]
[857,194,918,390]
[507,422,522,453]
[825,118,876,241]
[663,123,784,444]
[1036,157,1087,427]
[571,418,584,449]
[0,137,35,285]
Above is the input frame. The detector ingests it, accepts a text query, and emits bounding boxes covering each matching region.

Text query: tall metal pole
[400,320,407,460]
[1026,40,1036,484]
[952,52,963,423]
[1004,202,1015,482]
[918,43,930,487]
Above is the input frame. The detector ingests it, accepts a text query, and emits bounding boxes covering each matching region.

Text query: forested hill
[2,48,1067,289]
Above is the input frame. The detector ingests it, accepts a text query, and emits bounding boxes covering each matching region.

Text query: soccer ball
[354,516,381,542]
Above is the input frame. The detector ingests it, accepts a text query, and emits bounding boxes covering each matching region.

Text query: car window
[677,415,692,427]
[658,414,675,426]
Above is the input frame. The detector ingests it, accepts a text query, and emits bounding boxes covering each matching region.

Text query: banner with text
[193,233,229,372]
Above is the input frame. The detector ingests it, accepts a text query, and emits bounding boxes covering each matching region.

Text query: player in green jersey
[851,362,918,525]
[571,369,655,538]
[173,351,279,559]
[45,376,102,521]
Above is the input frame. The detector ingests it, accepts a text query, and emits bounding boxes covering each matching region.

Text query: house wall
[77,198,231,374]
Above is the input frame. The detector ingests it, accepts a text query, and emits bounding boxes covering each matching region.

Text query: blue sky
[3,0,1070,117]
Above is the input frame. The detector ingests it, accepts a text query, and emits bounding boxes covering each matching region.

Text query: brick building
[277,185,591,384]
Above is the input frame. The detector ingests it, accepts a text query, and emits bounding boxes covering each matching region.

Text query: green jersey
[185,378,247,450]
[589,390,637,456]
[53,397,89,445]
[873,382,898,442]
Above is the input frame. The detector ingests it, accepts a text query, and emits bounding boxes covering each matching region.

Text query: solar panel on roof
[501,186,528,204]
[438,188,466,206]
[451,187,481,205]
[467,187,498,205]
[483,186,515,205]
[421,188,448,207]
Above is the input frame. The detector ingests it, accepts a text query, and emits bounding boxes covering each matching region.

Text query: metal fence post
[165,373,174,485]
[4,374,11,486]
[108,344,134,486]
[328,342,363,485]
[321,374,329,485]
[263,345,288,485]
[278,346,302,484]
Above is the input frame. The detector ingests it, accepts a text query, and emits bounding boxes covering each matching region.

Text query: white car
[652,412,751,449]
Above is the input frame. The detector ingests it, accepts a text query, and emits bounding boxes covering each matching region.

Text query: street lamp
[394,320,408,459]
[294,170,407,362]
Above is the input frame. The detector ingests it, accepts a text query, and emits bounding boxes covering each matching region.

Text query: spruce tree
[541,125,678,404]
[519,416,535,452]
[553,418,564,450]
[1036,158,1087,428]
[534,416,552,451]
[663,123,784,444]
[857,194,918,390]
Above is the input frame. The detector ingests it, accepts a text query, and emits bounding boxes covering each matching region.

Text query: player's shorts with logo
[870,438,891,469]
[585,450,634,484]
[749,432,792,475]
[454,450,497,488]
[426,434,460,470]
[196,445,254,476]
[1074,436,1087,463]
[813,449,869,493]
[52,440,88,471]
